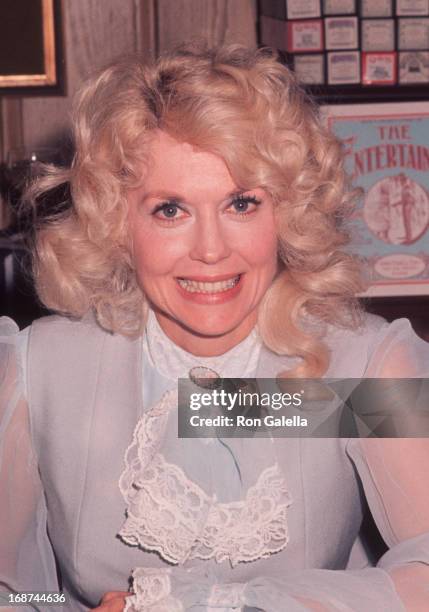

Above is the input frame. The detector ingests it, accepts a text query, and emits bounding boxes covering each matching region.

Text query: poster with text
[324,102,429,296]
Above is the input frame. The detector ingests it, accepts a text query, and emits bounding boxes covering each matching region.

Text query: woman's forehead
[141,130,238,195]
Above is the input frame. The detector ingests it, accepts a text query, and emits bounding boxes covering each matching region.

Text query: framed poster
[361,19,395,52]
[399,51,429,82]
[294,54,325,83]
[287,20,324,52]
[287,0,321,19]
[325,16,359,49]
[361,0,393,17]
[0,0,63,95]
[327,50,361,83]
[361,52,397,84]
[323,102,429,296]
[398,18,429,50]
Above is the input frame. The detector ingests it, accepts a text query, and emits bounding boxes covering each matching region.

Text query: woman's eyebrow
[140,190,183,202]
[140,188,247,202]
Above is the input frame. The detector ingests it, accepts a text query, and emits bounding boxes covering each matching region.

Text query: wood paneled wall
[156,0,256,49]
[0,0,256,160]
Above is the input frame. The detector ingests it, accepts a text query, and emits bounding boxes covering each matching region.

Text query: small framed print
[361,19,395,51]
[362,52,397,84]
[323,0,356,15]
[294,54,325,84]
[260,16,288,52]
[396,0,429,16]
[399,51,429,81]
[287,20,324,52]
[398,18,429,50]
[286,0,321,19]
[398,17,429,51]
[361,0,393,17]
[327,51,360,83]
[325,16,358,49]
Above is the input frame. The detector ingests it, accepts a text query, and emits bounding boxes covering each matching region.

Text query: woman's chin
[153,306,257,352]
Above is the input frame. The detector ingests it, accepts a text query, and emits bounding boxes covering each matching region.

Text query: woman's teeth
[177,276,240,293]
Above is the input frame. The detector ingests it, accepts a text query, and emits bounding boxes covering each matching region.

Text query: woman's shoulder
[16,312,116,357]
[29,311,103,335]
[325,311,424,351]
[0,315,30,360]
[0,312,103,337]
[1,312,105,354]
[324,312,388,349]
[324,312,429,377]
[0,313,113,394]
[0,317,31,400]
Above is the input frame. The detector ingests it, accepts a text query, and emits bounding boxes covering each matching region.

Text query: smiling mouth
[176,275,241,294]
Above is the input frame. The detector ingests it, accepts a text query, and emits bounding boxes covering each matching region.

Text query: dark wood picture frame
[0,0,64,96]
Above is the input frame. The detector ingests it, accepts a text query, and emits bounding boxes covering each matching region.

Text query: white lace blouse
[1,311,429,611]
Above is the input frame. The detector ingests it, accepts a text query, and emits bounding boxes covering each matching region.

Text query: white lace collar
[144,310,262,379]
[119,390,292,568]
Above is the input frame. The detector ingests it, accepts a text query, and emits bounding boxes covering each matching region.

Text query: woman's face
[127,130,278,355]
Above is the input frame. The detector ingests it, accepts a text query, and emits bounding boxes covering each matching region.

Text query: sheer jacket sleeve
[126,319,429,612]
[0,318,59,604]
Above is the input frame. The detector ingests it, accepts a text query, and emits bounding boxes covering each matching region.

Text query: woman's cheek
[133,236,188,277]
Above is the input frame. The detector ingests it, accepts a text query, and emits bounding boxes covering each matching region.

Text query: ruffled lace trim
[125,567,246,611]
[195,464,292,565]
[119,390,292,567]
[125,568,183,612]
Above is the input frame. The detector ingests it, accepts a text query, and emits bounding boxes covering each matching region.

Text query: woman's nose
[189,218,232,264]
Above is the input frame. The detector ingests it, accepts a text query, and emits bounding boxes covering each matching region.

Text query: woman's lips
[177,275,240,293]
[175,274,243,303]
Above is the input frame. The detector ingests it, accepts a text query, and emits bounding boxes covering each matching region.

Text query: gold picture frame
[0,0,62,92]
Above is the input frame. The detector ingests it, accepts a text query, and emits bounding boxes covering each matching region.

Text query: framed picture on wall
[323,102,429,296]
[0,0,63,95]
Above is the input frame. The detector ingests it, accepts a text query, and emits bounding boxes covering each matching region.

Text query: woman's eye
[152,202,184,220]
[229,195,261,215]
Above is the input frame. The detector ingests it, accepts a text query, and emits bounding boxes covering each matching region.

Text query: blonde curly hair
[26,44,364,376]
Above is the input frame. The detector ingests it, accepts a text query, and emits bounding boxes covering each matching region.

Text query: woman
[1,45,428,612]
